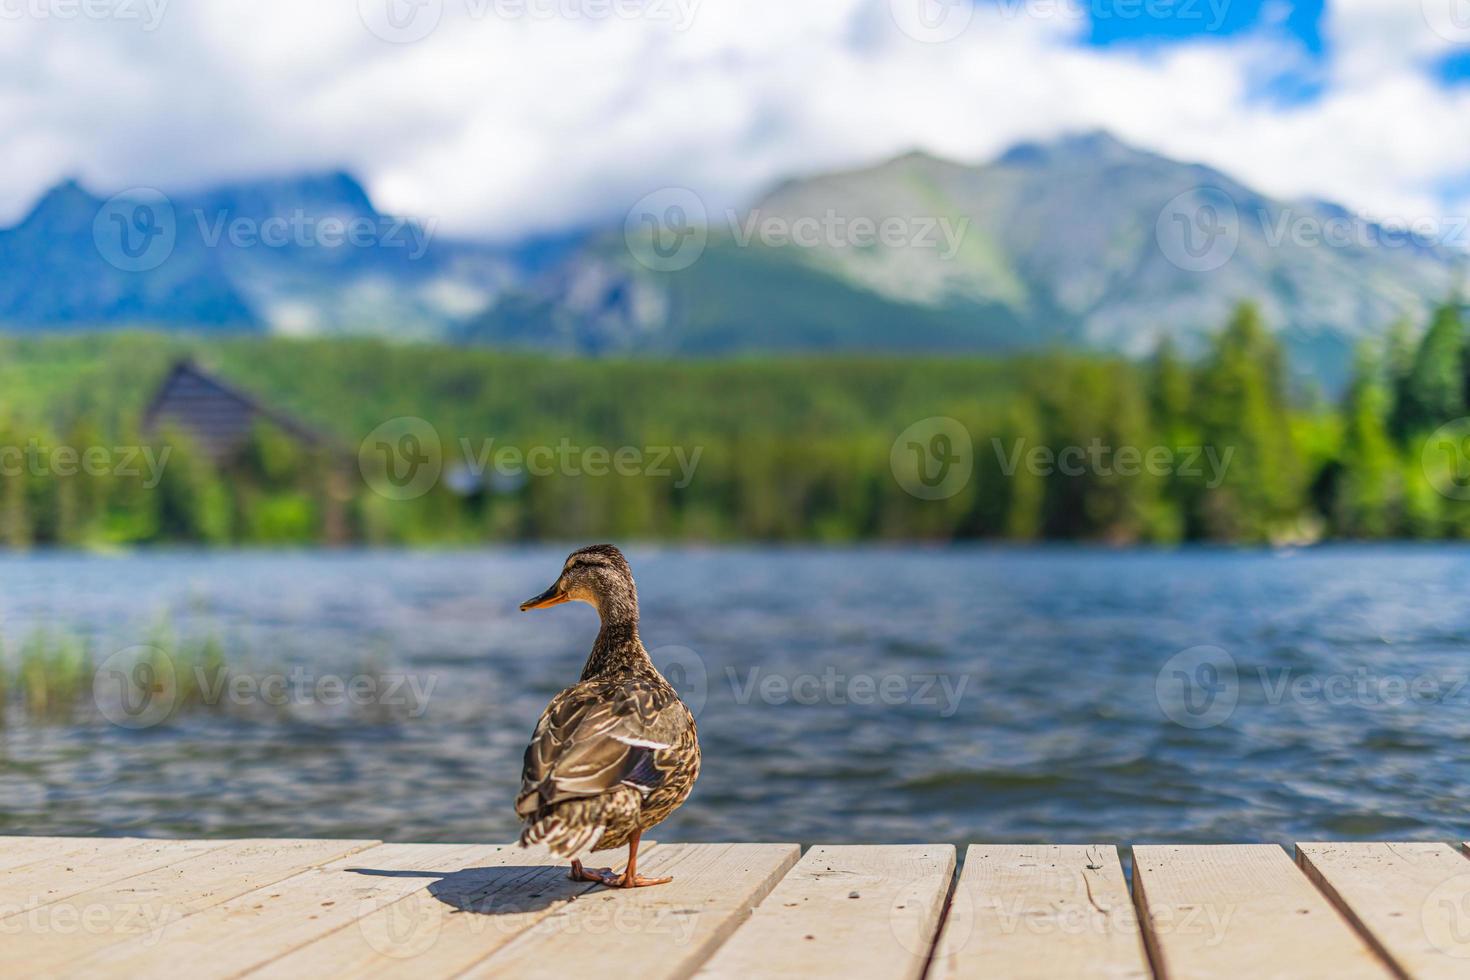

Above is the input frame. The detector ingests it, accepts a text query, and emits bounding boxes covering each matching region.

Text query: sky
[0,0,1467,239]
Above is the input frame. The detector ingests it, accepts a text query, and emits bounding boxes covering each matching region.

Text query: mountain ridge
[4,134,1465,387]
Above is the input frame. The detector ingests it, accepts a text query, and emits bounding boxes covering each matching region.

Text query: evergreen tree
[1398,303,1465,436]
[1192,303,1302,541]
[1335,345,1400,537]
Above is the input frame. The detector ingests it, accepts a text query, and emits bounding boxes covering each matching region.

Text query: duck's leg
[569,830,671,888]
[568,858,618,885]
[611,830,672,888]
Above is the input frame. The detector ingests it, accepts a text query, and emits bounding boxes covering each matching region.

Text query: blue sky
[0,0,1467,238]
[1081,0,1325,51]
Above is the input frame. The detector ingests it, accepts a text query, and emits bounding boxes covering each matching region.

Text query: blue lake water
[0,545,1466,847]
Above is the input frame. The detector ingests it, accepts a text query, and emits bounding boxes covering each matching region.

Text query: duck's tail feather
[519,810,606,858]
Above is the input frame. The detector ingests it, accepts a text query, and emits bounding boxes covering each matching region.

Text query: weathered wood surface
[695,844,953,980]
[4,836,1469,978]
[1132,844,1392,979]
[929,844,1150,979]
[1298,842,1470,979]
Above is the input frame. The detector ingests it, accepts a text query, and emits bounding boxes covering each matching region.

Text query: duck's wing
[516,675,690,816]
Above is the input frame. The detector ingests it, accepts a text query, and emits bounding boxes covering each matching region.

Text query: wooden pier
[3,837,1470,978]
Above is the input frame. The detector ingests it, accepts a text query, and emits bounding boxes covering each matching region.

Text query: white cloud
[0,0,1466,238]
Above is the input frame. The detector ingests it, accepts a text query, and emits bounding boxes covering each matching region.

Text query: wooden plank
[0,838,227,914]
[57,842,503,979]
[694,844,953,980]
[1132,844,1392,979]
[0,837,146,875]
[929,844,1150,979]
[461,843,801,980]
[246,843,644,979]
[1298,842,1470,978]
[2,838,376,976]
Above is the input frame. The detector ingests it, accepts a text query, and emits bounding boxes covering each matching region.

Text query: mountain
[465,132,1466,386]
[3,134,1464,386]
[0,172,536,338]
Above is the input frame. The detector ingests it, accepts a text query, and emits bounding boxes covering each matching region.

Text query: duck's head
[520,544,638,621]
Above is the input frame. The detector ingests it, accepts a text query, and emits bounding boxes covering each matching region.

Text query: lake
[0,545,1465,847]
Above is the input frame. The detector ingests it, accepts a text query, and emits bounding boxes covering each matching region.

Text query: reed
[0,622,408,728]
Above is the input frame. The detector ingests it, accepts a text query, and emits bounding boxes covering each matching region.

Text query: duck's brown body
[515,545,700,887]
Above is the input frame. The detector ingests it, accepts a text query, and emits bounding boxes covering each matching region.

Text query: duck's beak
[519,581,570,612]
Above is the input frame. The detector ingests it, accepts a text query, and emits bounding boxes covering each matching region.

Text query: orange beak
[519,582,570,611]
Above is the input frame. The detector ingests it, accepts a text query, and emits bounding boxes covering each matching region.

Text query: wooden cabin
[142,359,330,465]
[142,358,348,541]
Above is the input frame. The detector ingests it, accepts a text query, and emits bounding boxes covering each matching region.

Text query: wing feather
[516,674,692,816]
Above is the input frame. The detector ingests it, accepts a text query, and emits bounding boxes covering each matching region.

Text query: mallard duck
[515,544,701,888]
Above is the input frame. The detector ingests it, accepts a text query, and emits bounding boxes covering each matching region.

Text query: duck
[515,544,701,888]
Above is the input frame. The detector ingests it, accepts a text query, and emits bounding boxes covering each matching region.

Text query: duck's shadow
[349,863,591,915]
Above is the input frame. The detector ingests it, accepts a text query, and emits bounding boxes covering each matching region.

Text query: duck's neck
[581,600,649,680]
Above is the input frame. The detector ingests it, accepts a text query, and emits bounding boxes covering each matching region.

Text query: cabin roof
[142,358,329,463]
